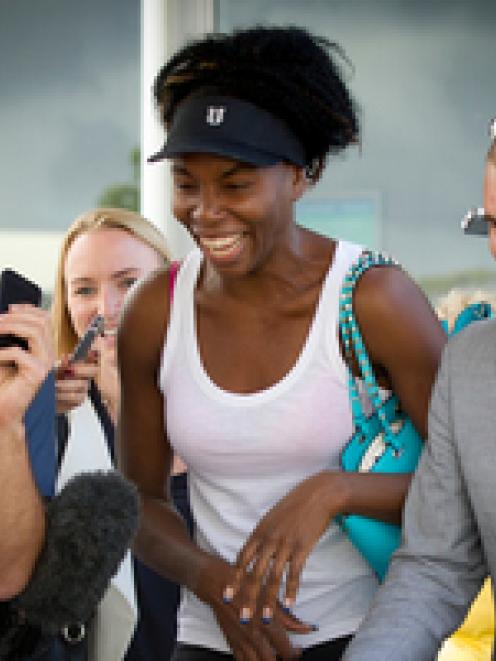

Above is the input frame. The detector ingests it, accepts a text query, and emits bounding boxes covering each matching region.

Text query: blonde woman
[52,208,191,661]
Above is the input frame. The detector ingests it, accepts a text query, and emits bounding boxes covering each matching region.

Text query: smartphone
[68,314,104,363]
[461,207,489,236]
[0,268,42,350]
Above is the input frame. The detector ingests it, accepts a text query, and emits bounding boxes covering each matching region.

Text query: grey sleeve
[344,343,487,661]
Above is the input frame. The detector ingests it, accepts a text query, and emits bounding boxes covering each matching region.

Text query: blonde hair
[52,207,170,358]
[435,288,496,333]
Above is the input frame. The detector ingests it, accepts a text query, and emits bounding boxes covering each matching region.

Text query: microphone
[13,470,139,635]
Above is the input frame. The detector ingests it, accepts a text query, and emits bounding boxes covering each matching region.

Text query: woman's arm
[117,269,309,659]
[227,266,447,622]
[354,264,446,439]
[322,264,448,523]
[116,268,203,588]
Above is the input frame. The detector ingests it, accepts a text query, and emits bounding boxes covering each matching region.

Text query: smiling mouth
[199,234,243,258]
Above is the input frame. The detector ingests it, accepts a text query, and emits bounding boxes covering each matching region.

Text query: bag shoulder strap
[339,250,399,435]
[450,301,494,336]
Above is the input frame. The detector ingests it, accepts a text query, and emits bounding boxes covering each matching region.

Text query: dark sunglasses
[460,117,496,236]
[461,207,496,236]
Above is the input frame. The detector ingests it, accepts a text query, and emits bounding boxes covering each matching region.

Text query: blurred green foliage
[97,147,140,212]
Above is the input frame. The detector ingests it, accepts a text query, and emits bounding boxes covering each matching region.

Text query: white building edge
[0,0,213,293]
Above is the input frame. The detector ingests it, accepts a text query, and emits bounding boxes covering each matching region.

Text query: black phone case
[0,269,42,350]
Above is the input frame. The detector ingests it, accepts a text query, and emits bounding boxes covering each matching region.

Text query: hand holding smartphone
[0,269,55,497]
[0,269,42,350]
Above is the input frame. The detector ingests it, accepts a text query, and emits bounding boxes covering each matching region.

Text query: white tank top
[159,240,378,652]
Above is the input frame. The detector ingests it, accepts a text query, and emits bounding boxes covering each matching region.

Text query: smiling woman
[171,154,305,276]
[117,26,446,661]
[50,207,192,661]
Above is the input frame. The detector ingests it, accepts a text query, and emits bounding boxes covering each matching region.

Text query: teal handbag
[440,301,493,336]
[338,251,424,581]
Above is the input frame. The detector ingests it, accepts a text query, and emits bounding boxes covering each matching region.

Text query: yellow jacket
[438,579,494,660]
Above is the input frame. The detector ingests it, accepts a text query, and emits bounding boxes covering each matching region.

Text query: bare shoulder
[348,262,446,437]
[118,266,170,368]
[350,262,446,385]
[353,263,437,331]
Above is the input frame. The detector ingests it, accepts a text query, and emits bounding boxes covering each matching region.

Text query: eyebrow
[220,164,255,177]
[69,268,141,285]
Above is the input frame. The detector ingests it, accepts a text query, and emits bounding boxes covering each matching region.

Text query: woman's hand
[0,305,54,424]
[55,352,99,414]
[225,471,348,627]
[195,554,313,660]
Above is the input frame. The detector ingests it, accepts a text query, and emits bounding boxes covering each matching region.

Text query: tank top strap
[316,240,364,383]
[160,248,203,388]
[317,240,363,330]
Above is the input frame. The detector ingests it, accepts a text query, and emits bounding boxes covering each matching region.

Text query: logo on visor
[206,106,226,127]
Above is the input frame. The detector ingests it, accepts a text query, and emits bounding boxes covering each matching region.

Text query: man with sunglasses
[344,118,496,660]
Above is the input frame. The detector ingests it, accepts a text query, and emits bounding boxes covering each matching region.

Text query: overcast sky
[0,0,140,231]
[220,0,496,276]
[1,0,495,278]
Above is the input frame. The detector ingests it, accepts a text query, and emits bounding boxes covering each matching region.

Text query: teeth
[201,235,241,249]
[104,328,117,337]
[200,235,242,256]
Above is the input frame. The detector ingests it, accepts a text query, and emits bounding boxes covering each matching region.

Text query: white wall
[0,231,65,293]
[141,0,215,259]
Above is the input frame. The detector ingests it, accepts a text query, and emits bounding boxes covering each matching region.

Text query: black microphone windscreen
[13,470,139,634]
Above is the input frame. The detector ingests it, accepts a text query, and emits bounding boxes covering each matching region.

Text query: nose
[191,188,225,227]
[96,285,121,323]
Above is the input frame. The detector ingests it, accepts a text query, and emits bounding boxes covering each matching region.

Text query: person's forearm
[134,494,212,597]
[321,470,412,524]
[0,420,45,599]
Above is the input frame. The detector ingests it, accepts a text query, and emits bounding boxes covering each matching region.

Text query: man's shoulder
[446,318,496,369]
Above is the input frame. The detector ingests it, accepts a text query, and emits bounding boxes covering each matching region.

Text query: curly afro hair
[153,25,360,183]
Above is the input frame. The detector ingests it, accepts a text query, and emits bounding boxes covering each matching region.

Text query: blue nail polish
[310,624,319,632]
[262,616,272,625]
[240,607,251,624]
[223,586,234,604]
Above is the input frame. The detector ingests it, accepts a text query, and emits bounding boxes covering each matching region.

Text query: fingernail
[262,606,272,624]
[240,607,251,624]
[223,586,234,603]
[310,624,319,632]
[282,597,294,613]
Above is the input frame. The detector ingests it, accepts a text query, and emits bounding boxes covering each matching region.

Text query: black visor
[148,95,306,168]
